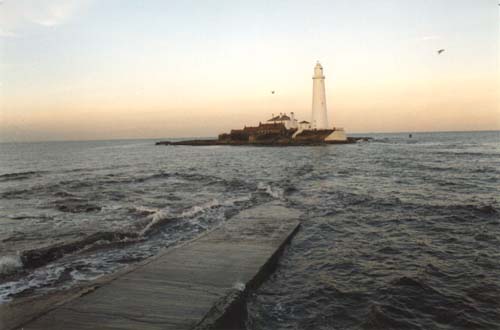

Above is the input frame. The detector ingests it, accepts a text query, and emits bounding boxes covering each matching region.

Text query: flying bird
[271,90,275,94]
[437,49,445,55]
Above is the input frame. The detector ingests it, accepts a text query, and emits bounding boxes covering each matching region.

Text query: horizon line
[1,129,498,144]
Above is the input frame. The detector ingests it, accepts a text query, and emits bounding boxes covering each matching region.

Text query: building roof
[268,114,292,121]
[267,116,281,121]
[259,122,285,129]
[243,126,258,132]
[299,121,310,124]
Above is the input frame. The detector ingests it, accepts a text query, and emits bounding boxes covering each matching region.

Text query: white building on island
[311,61,329,129]
[255,62,347,142]
[311,61,347,141]
[298,120,311,130]
[267,112,298,129]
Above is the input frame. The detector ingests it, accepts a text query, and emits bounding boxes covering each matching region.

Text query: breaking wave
[258,182,284,199]
[138,207,173,235]
[0,256,23,276]
[8,195,255,275]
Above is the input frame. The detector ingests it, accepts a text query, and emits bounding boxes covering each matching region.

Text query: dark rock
[54,198,101,213]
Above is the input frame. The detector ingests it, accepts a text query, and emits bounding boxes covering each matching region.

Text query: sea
[0,131,499,329]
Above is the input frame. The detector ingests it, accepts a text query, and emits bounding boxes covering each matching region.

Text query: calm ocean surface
[1,131,499,329]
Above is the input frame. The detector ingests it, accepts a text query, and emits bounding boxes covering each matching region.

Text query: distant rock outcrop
[156,123,370,146]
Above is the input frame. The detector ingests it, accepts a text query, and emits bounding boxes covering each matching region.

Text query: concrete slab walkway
[5,203,301,330]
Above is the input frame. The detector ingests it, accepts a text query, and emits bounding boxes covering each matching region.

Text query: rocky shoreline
[156,121,371,146]
[155,136,371,146]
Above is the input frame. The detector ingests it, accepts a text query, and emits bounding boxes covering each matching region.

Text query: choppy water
[1,131,499,329]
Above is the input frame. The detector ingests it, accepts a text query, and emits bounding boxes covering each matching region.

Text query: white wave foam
[139,194,252,234]
[140,207,172,235]
[133,205,159,215]
[0,264,70,304]
[182,195,252,219]
[258,182,284,199]
[233,281,246,291]
[181,199,222,218]
[226,194,252,205]
[0,256,22,276]
[150,208,171,223]
[139,201,219,235]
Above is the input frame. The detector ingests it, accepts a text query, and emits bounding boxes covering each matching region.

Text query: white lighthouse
[311,61,329,129]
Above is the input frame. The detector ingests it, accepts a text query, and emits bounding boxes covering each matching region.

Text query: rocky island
[157,62,371,147]
[156,122,369,146]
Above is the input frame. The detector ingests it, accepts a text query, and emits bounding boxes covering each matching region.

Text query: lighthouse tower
[311,62,329,129]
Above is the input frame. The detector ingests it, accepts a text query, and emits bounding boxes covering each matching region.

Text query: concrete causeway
[5,203,301,330]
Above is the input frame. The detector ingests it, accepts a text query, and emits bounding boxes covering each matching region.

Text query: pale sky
[1,0,499,142]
